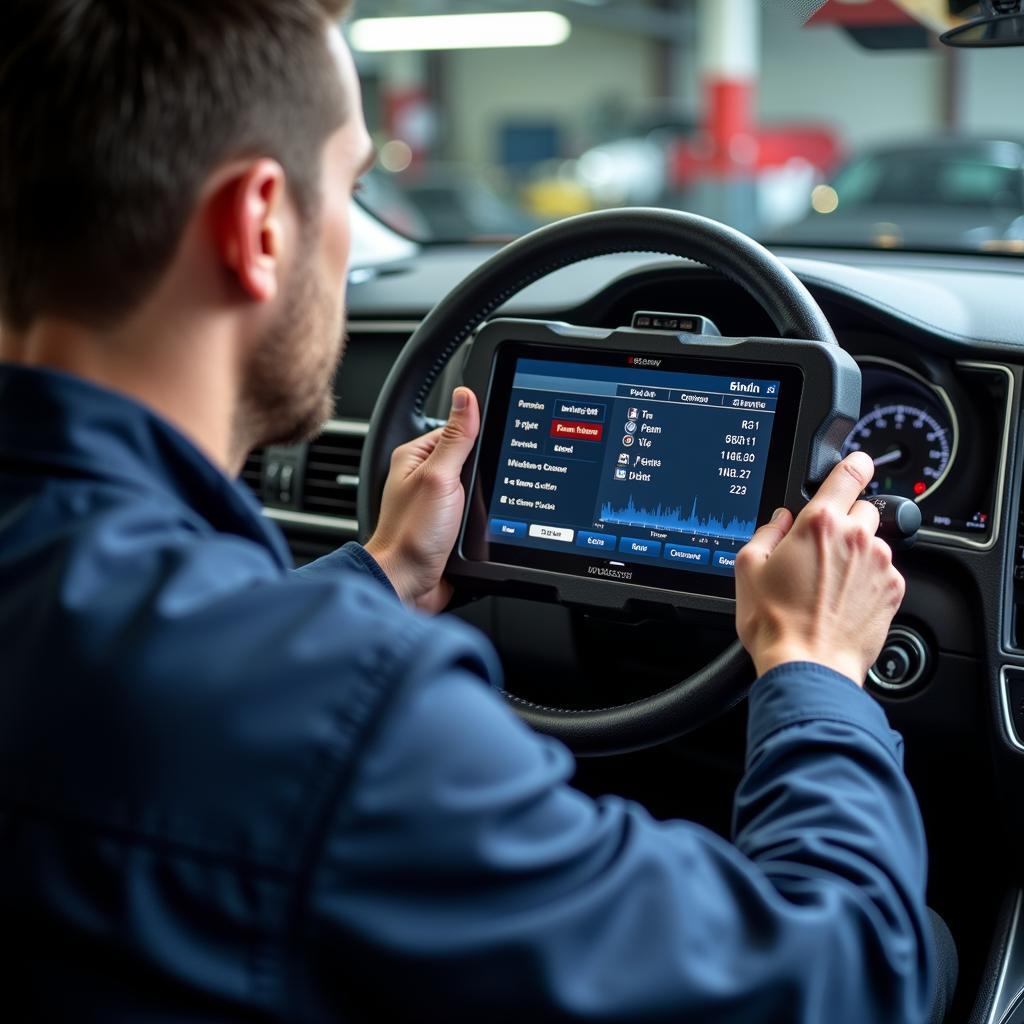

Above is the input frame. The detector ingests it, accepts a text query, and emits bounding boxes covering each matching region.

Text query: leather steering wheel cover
[358,208,835,754]
[507,641,753,757]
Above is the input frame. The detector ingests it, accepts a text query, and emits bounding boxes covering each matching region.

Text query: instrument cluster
[841,357,1007,544]
[843,361,957,503]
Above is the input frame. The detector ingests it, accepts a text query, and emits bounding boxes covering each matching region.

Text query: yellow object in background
[521,178,595,219]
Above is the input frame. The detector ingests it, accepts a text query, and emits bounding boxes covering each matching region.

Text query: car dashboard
[244,242,1024,1022]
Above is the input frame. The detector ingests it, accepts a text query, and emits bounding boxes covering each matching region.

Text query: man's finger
[849,496,881,535]
[806,452,874,515]
[426,388,480,476]
[741,507,794,562]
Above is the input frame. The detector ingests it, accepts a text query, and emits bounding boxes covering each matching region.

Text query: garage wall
[758,5,946,152]
[959,46,1023,138]
[444,22,656,167]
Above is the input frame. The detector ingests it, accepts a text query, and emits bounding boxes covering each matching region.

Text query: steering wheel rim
[359,208,837,755]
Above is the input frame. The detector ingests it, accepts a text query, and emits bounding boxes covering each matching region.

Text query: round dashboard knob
[868,626,929,692]
[875,645,911,685]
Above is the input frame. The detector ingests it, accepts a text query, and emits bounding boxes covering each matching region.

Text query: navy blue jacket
[0,365,933,1022]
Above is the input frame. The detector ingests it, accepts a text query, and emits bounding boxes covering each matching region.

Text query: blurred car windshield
[348,0,1024,256]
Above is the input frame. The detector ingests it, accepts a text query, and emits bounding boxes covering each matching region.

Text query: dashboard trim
[986,887,1024,1024]
[347,320,422,334]
[928,361,1014,552]
[324,418,370,437]
[264,507,358,535]
[1000,667,1024,755]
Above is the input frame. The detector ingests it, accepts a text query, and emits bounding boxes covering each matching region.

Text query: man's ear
[210,159,289,303]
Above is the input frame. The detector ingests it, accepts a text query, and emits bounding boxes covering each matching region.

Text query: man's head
[0,0,374,457]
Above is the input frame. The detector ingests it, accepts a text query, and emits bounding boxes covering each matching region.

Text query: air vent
[301,424,366,519]
[241,450,264,499]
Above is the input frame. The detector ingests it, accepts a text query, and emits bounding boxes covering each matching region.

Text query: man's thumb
[428,388,480,474]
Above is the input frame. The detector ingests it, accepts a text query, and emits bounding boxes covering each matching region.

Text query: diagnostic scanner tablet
[451,318,860,613]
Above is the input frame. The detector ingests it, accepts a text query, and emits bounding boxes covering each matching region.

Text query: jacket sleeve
[290,541,397,596]
[302,641,934,1024]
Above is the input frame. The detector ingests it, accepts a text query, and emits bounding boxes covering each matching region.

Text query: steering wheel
[359,208,837,756]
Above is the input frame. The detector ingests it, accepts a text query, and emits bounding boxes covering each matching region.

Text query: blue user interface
[486,357,782,579]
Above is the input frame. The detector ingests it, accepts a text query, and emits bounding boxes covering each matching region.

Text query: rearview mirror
[941,2,1024,46]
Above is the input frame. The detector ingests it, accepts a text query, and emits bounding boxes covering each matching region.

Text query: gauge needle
[872,449,903,468]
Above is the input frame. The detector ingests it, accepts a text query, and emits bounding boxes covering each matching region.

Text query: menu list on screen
[484,357,782,579]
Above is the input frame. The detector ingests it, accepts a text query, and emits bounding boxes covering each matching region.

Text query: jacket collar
[0,364,292,569]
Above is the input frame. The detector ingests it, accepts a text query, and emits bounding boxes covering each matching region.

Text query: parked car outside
[774,137,1024,251]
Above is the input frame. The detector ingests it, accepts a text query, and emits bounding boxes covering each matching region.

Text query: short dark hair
[0,0,352,330]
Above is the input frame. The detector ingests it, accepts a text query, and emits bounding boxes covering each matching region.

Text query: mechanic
[0,2,955,1022]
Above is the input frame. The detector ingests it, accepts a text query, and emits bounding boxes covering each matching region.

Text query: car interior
[238,2,1024,1021]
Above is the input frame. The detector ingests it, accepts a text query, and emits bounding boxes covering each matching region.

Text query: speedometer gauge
[843,405,953,500]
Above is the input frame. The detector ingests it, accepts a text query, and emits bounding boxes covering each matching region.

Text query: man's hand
[365,387,480,613]
[735,451,906,685]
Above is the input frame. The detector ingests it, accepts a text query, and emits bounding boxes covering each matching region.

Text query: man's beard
[235,250,343,457]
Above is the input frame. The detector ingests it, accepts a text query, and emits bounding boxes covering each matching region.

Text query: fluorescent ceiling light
[349,11,572,52]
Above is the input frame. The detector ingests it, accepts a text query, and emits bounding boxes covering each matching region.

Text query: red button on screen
[550,420,604,441]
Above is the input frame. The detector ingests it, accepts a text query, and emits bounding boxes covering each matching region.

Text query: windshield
[348,0,1024,256]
